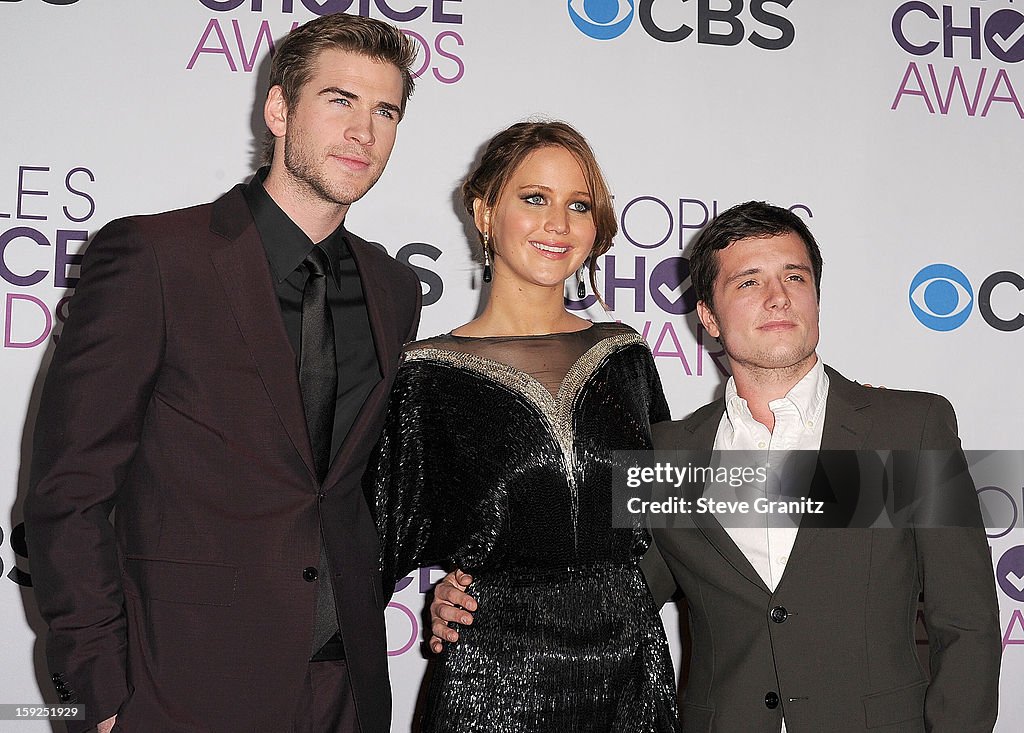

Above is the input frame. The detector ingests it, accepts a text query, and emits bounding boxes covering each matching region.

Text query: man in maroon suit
[24,14,420,733]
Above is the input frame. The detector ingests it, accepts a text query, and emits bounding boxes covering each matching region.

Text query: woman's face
[478,145,597,292]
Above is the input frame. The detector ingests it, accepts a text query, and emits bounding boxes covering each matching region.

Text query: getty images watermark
[624,460,824,518]
[612,450,1024,531]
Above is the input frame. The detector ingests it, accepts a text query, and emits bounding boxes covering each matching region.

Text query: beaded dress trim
[403,331,644,543]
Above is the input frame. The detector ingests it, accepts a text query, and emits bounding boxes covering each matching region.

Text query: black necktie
[301,246,344,658]
[299,245,336,483]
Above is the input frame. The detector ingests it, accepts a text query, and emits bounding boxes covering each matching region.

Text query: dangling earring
[577,264,586,299]
[482,231,492,283]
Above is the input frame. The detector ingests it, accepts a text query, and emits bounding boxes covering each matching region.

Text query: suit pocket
[862,679,928,729]
[124,556,238,606]
[681,701,715,733]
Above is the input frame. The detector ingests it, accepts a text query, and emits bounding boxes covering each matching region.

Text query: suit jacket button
[303,566,318,582]
[770,606,789,623]
[765,692,780,709]
[51,673,61,682]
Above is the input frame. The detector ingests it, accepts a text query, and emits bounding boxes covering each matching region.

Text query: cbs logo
[568,0,635,40]
[909,263,1023,332]
[568,0,795,49]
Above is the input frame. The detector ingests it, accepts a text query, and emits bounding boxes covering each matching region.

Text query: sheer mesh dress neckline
[407,321,634,399]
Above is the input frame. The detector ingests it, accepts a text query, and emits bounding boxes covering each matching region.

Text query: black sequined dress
[367,321,680,732]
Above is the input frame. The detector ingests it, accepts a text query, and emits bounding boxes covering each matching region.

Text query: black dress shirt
[243,168,380,463]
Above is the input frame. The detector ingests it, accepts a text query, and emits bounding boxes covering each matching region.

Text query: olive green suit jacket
[643,366,1001,733]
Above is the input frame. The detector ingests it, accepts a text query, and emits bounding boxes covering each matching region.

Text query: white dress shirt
[712,357,829,733]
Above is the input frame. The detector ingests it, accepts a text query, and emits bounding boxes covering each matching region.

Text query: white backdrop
[2,1,1023,730]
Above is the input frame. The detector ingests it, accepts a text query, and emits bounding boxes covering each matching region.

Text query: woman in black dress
[366,121,679,732]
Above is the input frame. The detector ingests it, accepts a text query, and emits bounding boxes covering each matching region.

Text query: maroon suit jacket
[24,185,421,733]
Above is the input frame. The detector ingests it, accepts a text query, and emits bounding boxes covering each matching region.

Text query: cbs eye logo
[910,263,1024,332]
[567,0,796,48]
[909,264,974,331]
[568,0,635,40]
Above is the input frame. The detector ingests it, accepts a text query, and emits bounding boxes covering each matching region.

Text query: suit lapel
[691,509,772,595]
[208,187,316,480]
[322,236,390,487]
[788,365,872,561]
[347,236,391,387]
[679,403,772,595]
[819,366,872,450]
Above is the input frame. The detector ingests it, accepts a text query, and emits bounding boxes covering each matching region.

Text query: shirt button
[303,567,318,582]
[765,691,780,709]
[758,441,767,449]
[770,606,789,623]
[777,555,788,566]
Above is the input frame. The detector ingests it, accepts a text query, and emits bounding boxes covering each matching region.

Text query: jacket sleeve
[364,362,439,602]
[645,349,672,425]
[639,348,676,605]
[915,395,1001,733]
[640,533,681,608]
[24,217,165,733]
[404,268,422,344]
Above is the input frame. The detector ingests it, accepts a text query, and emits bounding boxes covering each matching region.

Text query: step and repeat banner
[2,1,1022,730]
